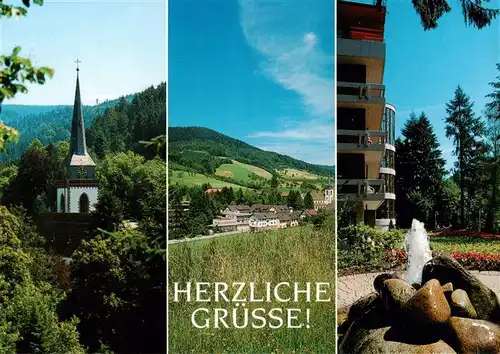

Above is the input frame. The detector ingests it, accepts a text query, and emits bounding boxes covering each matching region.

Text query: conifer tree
[445,86,485,227]
[408,0,499,30]
[395,112,446,227]
[484,63,500,231]
[304,191,314,210]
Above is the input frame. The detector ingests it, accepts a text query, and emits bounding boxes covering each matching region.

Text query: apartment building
[336,0,396,229]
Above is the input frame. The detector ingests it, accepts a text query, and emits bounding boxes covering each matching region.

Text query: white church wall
[69,187,99,213]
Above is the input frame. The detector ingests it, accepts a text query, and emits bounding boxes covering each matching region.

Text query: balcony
[337,129,386,151]
[337,178,390,210]
[337,179,385,199]
[337,81,385,105]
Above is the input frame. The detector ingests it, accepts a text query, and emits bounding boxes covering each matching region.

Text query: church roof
[68,65,95,167]
[69,153,96,166]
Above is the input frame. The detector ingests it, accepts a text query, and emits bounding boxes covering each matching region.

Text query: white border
[333,1,338,353]
[165,0,169,351]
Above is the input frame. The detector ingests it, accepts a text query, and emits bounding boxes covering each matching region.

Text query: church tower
[56,61,99,213]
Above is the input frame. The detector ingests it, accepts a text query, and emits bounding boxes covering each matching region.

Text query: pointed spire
[69,60,88,156]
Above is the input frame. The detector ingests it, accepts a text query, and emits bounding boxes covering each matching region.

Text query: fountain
[404,219,432,285]
[338,220,500,353]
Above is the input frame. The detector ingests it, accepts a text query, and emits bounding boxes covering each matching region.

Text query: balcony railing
[337,37,385,60]
[337,81,385,100]
[337,179,386,197]
[337,129,386,146]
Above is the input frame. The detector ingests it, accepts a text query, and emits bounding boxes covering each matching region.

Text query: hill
[168,126,334,177]
[0,95,135,162]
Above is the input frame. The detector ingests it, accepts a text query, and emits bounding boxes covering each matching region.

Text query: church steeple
[69,59,88,156]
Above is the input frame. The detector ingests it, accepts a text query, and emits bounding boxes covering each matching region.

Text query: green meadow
[169,170,249,190]
[168,226,336,353]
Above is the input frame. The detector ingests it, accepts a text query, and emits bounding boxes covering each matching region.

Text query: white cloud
[237,0,333,165]
[238,0,333,118]
[249,119,333,140]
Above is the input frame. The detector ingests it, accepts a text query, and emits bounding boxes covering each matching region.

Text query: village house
[249,213,280,232]
[301,209,318,219]
[211,203,302,234]
[311,185,335,210]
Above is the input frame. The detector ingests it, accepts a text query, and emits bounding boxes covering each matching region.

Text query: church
[36,62,99,256]
[55,62,99,213]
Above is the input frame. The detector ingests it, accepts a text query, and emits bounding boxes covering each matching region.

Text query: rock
[422,255,500,322]
[374,273,401,294]
[404,279,451,325]
[442,282,453,294]
[380,279,416,313]
[346,292,379,326]
[450,289,477,319]
[339,324,457,354]
[412,283,422,290]
[449,317,500,354]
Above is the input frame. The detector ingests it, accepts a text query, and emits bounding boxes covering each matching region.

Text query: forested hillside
[169,126,334,176]
[87,83,166,159]
[0,95,134,162]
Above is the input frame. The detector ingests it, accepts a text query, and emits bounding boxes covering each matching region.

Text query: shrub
[338,224,405,269]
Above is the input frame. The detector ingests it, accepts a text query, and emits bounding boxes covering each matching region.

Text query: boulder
[345,292,379,326]
[422,255,500,322]
[448,317,500,354]
[339,324,457,354]
[442,282,453,294]
[404,279,451,325]
[380,279,416,314]
[450,289,477,319]
[374,273,401,294]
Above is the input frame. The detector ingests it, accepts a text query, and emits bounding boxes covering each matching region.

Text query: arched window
[60,194,66,212]
[79,193,89,213]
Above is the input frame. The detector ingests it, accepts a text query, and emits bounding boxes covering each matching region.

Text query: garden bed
[385,249,500,272]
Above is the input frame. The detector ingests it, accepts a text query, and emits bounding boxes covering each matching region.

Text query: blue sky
[384,0,500,171]
[1,0,166,106]
[169,0,334,166]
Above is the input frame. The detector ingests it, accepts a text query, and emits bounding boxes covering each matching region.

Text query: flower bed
[431,228,500,239]
[385,249,500,271]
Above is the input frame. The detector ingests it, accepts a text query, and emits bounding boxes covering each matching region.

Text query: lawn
[430,236,500,255]
[168,226,336,353]
[169,170,248,190]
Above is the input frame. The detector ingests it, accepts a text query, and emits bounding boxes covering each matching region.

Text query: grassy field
[215,163,253,182]
[169,170,248,190]
[280,168,322,180]
[430,236,500,255]
[232,160,272,178]
[216,161,272,183]
[168,226,336,353]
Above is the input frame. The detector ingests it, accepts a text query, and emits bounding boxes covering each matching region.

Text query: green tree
[91,190,125,233]
[409,0,499,30]
[3,143,53,215]
[445,86,485,227]
[484,63,500,231]
[270,174,279,189]
[304,191,314,209]
[395,112,446,227]
[64,230,165,353]
[0,1,54,151]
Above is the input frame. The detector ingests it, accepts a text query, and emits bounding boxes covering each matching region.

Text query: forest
[0,34,166,352]
[394,64,500,233]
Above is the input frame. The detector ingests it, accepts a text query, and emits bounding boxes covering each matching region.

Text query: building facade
[55,66,99,213]
[336,0,396,229]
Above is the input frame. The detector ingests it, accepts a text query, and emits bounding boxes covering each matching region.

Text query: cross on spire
[75,59,81,71]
